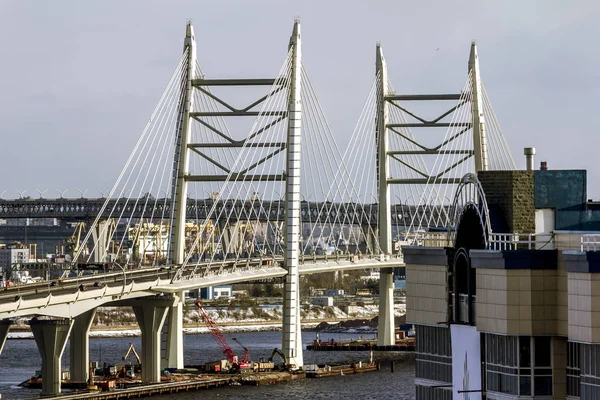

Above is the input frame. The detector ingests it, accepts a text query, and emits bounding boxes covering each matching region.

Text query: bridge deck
[0,254,403,319]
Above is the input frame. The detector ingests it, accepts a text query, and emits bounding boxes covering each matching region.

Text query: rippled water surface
[0,331,415,399]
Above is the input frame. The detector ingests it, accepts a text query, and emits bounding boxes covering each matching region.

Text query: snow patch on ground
[6,304,406,339]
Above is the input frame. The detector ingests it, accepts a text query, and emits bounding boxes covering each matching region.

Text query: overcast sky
[1,1,599,199]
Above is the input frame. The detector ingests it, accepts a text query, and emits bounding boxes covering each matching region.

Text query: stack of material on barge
[304,362,380,378]
[306,336,415,351]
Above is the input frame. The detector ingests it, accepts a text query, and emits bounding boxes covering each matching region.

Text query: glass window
[519,336,531,368]
[534,376,553,396]
[520,376,531,395]
[535,337,551,367]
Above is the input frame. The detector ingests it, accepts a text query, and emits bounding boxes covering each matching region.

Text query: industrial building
[404,159,600,399]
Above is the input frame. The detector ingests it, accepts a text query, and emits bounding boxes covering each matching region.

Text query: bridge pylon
[282,19,303,368]
[161,21,197,370]
[469,42,488,173]
[375,44,395,346]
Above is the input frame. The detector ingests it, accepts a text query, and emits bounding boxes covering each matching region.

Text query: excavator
[268,347,287,365]
[249,347,289,372]
[268,347,291,370]
[121,343,141,378]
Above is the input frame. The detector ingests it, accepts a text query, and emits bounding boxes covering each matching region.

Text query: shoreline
[6,319,367,339]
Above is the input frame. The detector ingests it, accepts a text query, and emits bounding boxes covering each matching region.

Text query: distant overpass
[0,197,442,224]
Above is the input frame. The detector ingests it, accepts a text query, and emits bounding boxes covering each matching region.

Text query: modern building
[0,245,29,269]
[311,296,334,307]
[198,285,233,300]
[0,244,31,284]
[404,165,600,400]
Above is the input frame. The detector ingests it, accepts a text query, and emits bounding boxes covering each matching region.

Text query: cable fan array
[70,40,517,275]
[174,56,384,282]
[405,73,517,244]
[72,50,190,269]
[344,68,517,255]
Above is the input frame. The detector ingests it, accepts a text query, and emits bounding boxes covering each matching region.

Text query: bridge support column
[91,220,111,263]
[70,309,96,382]
[282,20,303,369]
[133,296,172,382]
[375,44,395,346]
[0,319,13,355]
[29,318,73,396]
[378,268,395,345]
[163,292,184,369]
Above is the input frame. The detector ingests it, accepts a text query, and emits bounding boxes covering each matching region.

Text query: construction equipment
[194,300,250,370]
[122,343,141,378]
[268,347,287,365]
[267,347,291,370]
[65,222,86,260]
[123,343,141,365]
[231,337,251,364]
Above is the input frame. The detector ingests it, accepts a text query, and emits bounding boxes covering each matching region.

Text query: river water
[0,331,415,399]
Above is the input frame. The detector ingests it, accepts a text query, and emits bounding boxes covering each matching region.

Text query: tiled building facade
[405,169,600,399]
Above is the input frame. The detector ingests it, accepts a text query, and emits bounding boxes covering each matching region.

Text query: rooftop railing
[488,232,554,250]
[581,234,600,251]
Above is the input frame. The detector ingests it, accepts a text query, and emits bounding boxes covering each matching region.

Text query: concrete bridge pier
[91,219,112,263]
[0,319,13,355]
[377,267,395,345]
[132,296,173,382]
[70,309,96,382]
[162,291,184,369]
[29,318,74,396]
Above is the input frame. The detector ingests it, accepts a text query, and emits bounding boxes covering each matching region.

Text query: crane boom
[194,300,237,364]
[123,343,141,364]
[232,337,251,363]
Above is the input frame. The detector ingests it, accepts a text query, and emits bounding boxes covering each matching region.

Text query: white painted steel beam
[375,44,395,346]
[298,258,404,274]
[469,42,488,172]
[282,20,303,369]
[170,22,196,265]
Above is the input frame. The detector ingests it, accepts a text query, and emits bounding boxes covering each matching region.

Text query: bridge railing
[581,234,600,251]
[488,232,554,250]
[399,232,449,247]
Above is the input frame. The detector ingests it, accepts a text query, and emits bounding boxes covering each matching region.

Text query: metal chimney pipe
[524,147,536,171]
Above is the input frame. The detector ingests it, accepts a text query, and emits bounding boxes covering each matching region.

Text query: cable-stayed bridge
[0,20,515,396]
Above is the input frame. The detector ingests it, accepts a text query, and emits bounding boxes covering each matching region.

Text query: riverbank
[6,319,356,339]
[7,304,406,339]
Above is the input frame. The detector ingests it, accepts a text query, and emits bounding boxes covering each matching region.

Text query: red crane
[194,300,237,365]
[231,337,251,364]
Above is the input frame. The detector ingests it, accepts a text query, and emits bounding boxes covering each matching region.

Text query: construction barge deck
[306,338,415,352]
[22,362,381,399]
